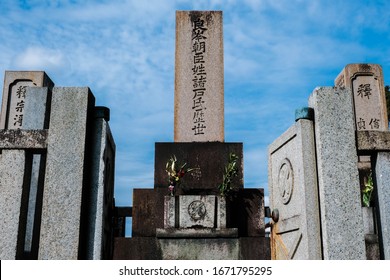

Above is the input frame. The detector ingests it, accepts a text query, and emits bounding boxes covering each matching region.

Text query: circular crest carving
[278,158,294,204]
[188,200,207,221]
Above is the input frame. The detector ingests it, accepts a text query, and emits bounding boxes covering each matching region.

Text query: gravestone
[38,87,95,260]
[335,64,388,131]
[0,71,54,129]
[268,118,322,259]
[174,11,224,142]
[113,11,269,260]
[308,87,366,259]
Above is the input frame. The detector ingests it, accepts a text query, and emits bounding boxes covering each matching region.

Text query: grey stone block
[374,152,390,259]
[0,71,54,129]
[0,150,28,259]
[308,86,366,259]
[174,11,224,142]
[38,87,95,260]
[268,119,321,259]
[87,116,116,260]
[159,238,239,260]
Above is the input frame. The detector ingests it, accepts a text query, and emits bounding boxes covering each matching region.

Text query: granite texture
[87,116,116,260]
[0,129,47,149]
[174,11,224,142]
[159,238,239,260]
[308,86,366,260]
[374,152,390,259]
[268,119,321,259]
[0,150,28,259]
[38,87,95,260]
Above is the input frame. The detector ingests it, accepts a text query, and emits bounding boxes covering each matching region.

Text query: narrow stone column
[38,87,95,260]
[0,150,28,259]
[309,86,366,259]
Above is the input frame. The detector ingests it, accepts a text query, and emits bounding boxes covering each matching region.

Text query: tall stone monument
[174,11,224,142]
[113,11,269,260]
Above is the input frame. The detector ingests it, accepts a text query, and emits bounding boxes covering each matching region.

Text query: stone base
[156,228,238,238]
[112,236,270,260]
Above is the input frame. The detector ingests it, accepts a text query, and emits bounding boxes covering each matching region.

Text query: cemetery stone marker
[0,71,54,129]
[335,64,388,131]
[174,11,224,142]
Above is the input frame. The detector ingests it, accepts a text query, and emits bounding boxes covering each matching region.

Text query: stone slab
[268,119,321,259]
[239,237,271,260]
[0,150,28,259]
[335,64,388,131]
[374,152,390,259]
[156,228,238,238]
[0,129,47,149]
[112,237,161,260]
[23,87,50,129]
[0,71,54,129]
[154,142,243,193]
[308,86,366,259]
[174,11,224,142]
[132,189,157,237]
[87,114,116,260]
[38,87,95,260]
[159,238,239,260]
[232,188,266,237]
[179,195,216,228]
[357,131,390,152]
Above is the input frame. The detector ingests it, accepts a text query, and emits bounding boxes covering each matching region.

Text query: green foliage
[362,172,374,207]
[218,153,239,196]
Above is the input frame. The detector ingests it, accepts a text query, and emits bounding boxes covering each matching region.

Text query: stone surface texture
[335,64,388,131]
[0,71,54,129]
[374,152,390,259]
[174,11,224,142]
[0,150,27,259]
[0,129,47,149]
[357,130,390,151]
[268,119,321,259]
[308,86,366,260]
[159,238,239,260]
[38,87,95,260]
[87,115,116,260]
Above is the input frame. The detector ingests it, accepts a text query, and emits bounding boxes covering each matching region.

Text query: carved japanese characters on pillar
[174,11,224,142]
[335,64,388,131]
[0,71,54,129]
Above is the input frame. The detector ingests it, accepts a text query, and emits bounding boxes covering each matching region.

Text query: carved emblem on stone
[278,158,294,204]
[188,200,206,220]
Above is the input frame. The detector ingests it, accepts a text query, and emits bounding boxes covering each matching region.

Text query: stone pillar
[0,150,28,259]
[87,107,116,260]
[38,87,95,260]
[374,152,390,259]
[174,11,224,142]
[308,86,366,259]
[0,71,54,129]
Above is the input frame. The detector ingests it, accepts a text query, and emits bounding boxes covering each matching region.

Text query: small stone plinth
[163,195,227,229]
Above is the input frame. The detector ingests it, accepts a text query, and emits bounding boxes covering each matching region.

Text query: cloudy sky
[1,0,389,211]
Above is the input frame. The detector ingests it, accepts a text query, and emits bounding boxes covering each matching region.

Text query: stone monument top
[174,11,224,142]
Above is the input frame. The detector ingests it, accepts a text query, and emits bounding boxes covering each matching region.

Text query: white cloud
[13,47,67,73]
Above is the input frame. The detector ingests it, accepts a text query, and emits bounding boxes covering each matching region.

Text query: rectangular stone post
[373,152,390,259]
[0,71,54,129]
[87,109,116,260]
[174,11,224,142]
[38,87,95,260]
[308,86,366,259]
[0,150,28,259]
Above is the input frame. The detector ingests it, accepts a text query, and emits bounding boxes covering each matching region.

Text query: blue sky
[1,0,389,210]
